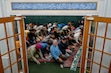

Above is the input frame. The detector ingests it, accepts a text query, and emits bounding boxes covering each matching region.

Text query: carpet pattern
[38,58,54,62]
[63,47,80,67]
[70,46,82,71]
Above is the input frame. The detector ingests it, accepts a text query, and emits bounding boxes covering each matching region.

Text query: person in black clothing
[53,26,60,39]
[58,37,68,55]
[28,29,36,45]
[58,37,72,57]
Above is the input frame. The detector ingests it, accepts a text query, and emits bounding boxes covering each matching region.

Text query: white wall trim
[11,0,98,2]
[11,10,98,16]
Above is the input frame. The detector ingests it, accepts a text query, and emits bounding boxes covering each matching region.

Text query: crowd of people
[25,20,84,67]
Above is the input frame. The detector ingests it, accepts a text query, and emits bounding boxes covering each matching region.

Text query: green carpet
[28,62,80,73]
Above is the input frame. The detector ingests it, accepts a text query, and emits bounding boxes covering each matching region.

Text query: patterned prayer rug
[63,46,80,67]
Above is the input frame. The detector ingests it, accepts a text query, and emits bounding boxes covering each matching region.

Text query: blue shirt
[50,45,62,60]
[40,43,49,50]
[58,23,67,30]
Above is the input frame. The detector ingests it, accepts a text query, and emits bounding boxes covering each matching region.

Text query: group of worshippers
[26,20,84,66]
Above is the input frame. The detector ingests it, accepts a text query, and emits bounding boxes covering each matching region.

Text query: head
[53,39,58,46]
[26,24,29,27]
[50,33,55,39]
[68,21,74,26]
[47,39,53,46]
[35,43,42,51]
[61,37,67,43]
[29,23,33,28]
[29,29,36,34]
[46,45,50,51]
[54,26,58,32]
[70,25,75,31]
[54,21,58,25]
[42,25,47,31]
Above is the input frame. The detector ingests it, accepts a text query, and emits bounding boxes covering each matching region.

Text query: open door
[81,16,111,73]
[0,16,28,73]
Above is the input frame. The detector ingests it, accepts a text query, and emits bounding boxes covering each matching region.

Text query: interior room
[0,0,111,73]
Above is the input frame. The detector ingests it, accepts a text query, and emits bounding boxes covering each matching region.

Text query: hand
[36,60,40,64]
[61,54,65,57]
[42,57,46,61]
[58,57,63,63]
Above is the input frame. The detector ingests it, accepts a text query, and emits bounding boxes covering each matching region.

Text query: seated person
[60,29,69,37]
[50,39,67,64]
[58,37,72,57]
[42,35,52,43]
[36,33,43,43]
[40,25,48,37]
[53,27,60,39]
[27,29,36,45]
[67,33,76,45]
[39,42,50,58]
[27,43,44,64]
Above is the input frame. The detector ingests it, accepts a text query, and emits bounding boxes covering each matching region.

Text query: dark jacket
[28,32,36,45]
[58,41,68,54]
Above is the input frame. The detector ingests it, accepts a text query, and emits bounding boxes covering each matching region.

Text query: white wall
[0,1,3,17]
[105,0,111,17]
[98,0,111,17]
[11,0,97,2]
[10,0,98,16]
[0,0,10,17]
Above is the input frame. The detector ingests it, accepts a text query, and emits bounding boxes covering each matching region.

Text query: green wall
[24,16,83,27]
